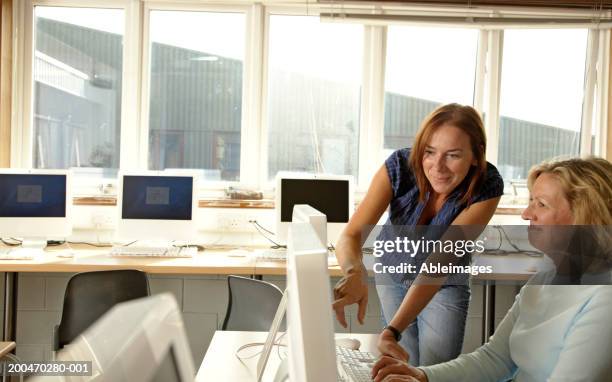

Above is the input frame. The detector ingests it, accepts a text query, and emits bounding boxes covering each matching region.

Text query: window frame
[14,0,130,193]
[261,5,372,190]
[141,2,253,190]
[10,0,611,209]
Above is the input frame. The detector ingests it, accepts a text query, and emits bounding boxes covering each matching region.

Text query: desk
[0,245,257,342]
[1,246,543,347]
[196,331,379,381]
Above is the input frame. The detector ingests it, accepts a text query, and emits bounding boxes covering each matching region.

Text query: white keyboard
[0,248,44,260]
[256,249,337,265]
[336,346,376,382]
[110,246,196,258]
[256,249,288,260]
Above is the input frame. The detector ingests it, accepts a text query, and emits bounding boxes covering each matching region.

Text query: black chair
[53,270,150,350]
[222,275,285,331]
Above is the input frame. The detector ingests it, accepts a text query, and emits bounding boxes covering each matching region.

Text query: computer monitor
[116,171,197,243]
[31,293,195,382]
[257,207,337,381]
[275,172,353,245]
[292,204,327,247]
[0,169,71,248]
[286,220,337,380]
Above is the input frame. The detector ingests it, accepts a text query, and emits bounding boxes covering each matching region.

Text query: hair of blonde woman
[409,103,487,206]
[527,157,612,225]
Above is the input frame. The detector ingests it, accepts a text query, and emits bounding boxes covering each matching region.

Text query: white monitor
[286,221,338,381]
[116,171,197,243]
[0,169,72,248]
[275,172,353,245]
[32,293,195,382]
[292,204,327,248]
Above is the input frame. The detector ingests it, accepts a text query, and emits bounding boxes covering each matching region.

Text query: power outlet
[91,210,115,229]
[217,214,257,232]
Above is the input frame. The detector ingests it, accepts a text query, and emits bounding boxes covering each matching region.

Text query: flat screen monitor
[0,169,71,247]
[286,220,338,381]
[257,210,337,381]
[275,173,353,245]
[116,172,197,242]
[31,293,195,382]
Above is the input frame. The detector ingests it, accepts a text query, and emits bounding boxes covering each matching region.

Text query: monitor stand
[11,237,47,257]
[21,237,48,249]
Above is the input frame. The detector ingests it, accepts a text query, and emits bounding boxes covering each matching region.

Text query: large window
[148,10,245,181]
[266,15,363,180]
[383,26,479,153]
[498,29,588,185]
[15,3,608,203]
[33,7,124,175]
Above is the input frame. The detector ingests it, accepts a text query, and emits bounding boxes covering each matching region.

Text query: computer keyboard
[110,246,196,258]
[256,249,338,265]
[336,346,376,382]
[0,248,44,260]
[256,248,288,260]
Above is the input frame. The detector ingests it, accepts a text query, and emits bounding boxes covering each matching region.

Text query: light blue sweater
[421,284,612,381]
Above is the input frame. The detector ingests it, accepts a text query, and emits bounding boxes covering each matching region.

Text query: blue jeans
[376,280,470,366]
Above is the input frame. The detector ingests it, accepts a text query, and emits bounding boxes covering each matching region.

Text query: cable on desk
[276,332,287,360]
[0,238,22,246]
[67,240,138,248]
[249,220,286,249]
[496,226,543,257]
[67,241,113,248]
[235,332,287,361]
[176,244,205,251]
[46,240,66,246]
[250,220,275,235]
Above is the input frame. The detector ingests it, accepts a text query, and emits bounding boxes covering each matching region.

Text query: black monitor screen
[0,174,67,218]
[122,176,193,220]
[280,178,349,223]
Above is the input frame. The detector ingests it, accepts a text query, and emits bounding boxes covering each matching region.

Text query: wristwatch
[384,325,402,342]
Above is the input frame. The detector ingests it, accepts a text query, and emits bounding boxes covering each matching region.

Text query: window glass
[267,15,362,180]
[383,26,478,155]
[498,29,587,188]
[148,11,245,182]
[33,7,124,177]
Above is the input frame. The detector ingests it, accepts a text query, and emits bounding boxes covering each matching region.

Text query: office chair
[53,270,150,351]
[1,341,23,382]
[222,275,285,331]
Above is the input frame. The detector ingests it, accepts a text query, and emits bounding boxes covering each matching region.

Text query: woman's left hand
[371,356,428,382]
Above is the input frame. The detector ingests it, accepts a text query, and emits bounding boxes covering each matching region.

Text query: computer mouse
[335,338,361,350]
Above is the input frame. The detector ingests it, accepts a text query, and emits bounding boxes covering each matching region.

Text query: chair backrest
[55,270,150,350]
[222,275,285,331]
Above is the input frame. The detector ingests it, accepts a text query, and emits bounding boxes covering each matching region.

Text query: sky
[36,7,587,132]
